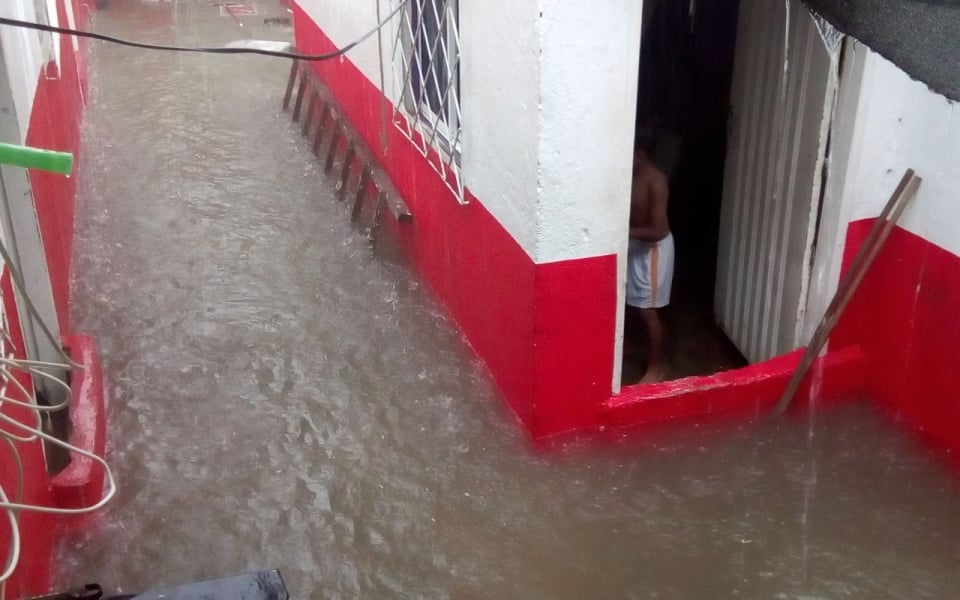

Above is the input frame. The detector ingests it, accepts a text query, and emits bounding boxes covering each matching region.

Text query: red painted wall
[533,256,617,434]
[25,0,90,335]
[0,272,55,598]
[292,5,617,437]
[834,219,960,466]
[0,307,106,600]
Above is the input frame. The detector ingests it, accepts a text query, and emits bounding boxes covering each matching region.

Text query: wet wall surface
[56,2,960,598]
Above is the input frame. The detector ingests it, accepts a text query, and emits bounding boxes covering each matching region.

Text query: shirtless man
[626,146,674,383]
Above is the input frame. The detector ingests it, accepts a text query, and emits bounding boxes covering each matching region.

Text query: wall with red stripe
[292,4,619,437]
[0,1,96,595]
[834,221,960,467]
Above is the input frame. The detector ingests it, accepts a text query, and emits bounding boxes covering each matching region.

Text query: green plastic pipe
[0,142,73,175]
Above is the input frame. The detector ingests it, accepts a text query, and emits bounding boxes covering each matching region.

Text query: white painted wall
[805,38,867,339]
[459,0,541,257]
[806,41,960,337]
[535,0,642,265]
[0,1,46,141]
[537,0,642,392]
[842,52,960,251]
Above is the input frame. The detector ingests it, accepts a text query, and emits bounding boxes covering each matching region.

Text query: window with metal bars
[390,0,464,203]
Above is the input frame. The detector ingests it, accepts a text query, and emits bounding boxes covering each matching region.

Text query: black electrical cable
[0,0,408,61]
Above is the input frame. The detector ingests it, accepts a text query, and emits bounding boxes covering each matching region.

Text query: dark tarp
[802,0,960,102]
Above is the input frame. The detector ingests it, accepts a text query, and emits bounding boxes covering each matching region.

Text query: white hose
[0,292,114,589]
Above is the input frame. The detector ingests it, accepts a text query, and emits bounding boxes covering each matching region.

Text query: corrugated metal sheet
[715,0,838,363]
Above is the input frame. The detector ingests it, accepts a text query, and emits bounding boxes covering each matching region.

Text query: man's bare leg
[639,307,665,383]
[623,305,642,358]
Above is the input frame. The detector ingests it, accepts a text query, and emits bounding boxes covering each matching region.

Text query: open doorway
[623,0,747,385]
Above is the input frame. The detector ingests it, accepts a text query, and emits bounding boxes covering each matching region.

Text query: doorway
[624,0,842,386]
[623,0,746,385]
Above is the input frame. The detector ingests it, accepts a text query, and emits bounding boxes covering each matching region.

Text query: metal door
[715,0,839,362]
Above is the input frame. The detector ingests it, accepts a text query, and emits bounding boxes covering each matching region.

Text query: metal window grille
[389,0,464,204]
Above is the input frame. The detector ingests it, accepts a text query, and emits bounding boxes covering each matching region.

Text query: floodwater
[56,1,960,598]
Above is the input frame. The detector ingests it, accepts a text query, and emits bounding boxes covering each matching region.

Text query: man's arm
[629,177,669,242]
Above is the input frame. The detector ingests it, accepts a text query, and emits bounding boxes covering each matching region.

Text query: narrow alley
[51,1,960,597]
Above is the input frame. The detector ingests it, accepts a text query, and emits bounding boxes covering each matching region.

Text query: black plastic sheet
[803,0,960,102]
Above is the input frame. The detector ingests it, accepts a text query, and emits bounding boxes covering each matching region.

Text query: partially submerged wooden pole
[279,56,414,231]
[352,164,372,221]
[312,102,331,155]
[337,142,356,200]
[291,73,308,122]
[324,122,344,175]
[773,169,922,416]
[282,60,299,111]
[301,86,318,137]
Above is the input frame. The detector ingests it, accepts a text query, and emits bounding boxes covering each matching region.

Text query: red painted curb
[50,334,107,512]
[601,345,867,429]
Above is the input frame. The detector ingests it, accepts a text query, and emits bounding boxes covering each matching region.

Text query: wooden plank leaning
[772,169,922,416]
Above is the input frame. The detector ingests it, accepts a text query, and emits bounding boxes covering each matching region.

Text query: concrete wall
[537,0,640,264]
[839,49,960,254]
[296,0,640,267]
[293,0,633,435]
[0,1,46,139]
[537,0,641,390]
[809,40,960,464]
[296,0,544,260]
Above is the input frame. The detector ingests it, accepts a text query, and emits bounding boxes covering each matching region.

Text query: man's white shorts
[626,233,674,309]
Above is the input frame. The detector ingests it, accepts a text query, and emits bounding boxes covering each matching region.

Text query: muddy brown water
[54,2,960,598]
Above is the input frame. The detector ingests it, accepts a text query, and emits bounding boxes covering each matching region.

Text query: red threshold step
[602,345,867,429]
